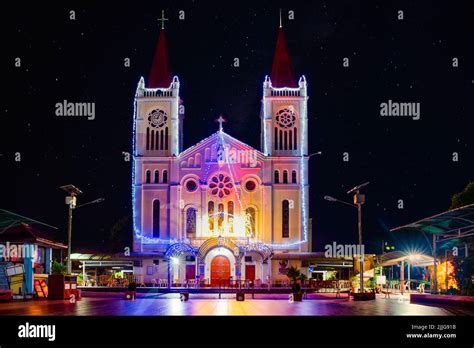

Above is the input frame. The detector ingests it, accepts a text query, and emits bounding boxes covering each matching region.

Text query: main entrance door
[210,255,230,287]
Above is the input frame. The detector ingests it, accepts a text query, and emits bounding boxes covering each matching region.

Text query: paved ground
[0,293,471,316]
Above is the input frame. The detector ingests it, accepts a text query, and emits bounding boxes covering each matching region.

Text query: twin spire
[147,10,296,89]
[148,11,172,88]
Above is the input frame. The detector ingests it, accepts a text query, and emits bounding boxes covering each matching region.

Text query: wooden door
[245,265,256,281]
[210,256,230,287]
[185,265,196,280]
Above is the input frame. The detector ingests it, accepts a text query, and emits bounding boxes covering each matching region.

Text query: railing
[142,89,173,97]
[270,89,301,97]
[78,275,353,292]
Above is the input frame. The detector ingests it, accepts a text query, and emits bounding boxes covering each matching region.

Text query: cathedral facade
[131,24,312,286]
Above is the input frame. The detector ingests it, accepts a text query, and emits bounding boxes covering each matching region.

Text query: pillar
[45,248,52,274]
[400,260,405,295]
[167,257,171,290]
[23,243,34,294]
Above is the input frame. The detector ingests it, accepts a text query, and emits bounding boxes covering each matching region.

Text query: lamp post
[324,181,369,294]
[60,184,104,274]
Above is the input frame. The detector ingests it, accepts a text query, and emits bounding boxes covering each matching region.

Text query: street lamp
[308,151,322,158]
[59,184,104,274]
[324,181,370,294]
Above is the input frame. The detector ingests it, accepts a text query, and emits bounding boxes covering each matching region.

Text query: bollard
[180,292,189,301]
[236,291,245,301]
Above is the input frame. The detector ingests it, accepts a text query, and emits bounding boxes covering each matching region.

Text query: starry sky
[1,1,472,254]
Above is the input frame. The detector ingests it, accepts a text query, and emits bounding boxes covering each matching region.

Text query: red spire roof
[148,29,172,88]
[271,28,297,88]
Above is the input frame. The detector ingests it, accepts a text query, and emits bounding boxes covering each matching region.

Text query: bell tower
[261,24,308,157]
[134,23,183,158]
[132,14,183,252]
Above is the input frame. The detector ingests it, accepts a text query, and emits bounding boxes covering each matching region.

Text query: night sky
[1,1,472,254]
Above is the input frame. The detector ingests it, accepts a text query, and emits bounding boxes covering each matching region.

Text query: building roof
[0,224,67,249]
[0,209,66,249]
[390,204,474,246]
[271,27,296,88]
[148,29,172,88]
[179,129,266,160]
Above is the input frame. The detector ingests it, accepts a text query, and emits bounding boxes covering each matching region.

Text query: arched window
[274,127,278,150]
[282,200,290,238]
[217,203,224,232]
[145,170,151,184]
[186,207,197,236]
[228,201,234,233]
[151,130,155,150]
[154,170,159,184]
[155,130,159,150]
[160,129,164,150]
[288,129,293,150]
[245,207,256,237]
[208,201,214,232]
[162,170,168,183]
[153,200,160,238]
[293,127,298,150]
[291,170,297,184]
[283,170,288,184]
[146,127,150,150]
[274,170,280,184]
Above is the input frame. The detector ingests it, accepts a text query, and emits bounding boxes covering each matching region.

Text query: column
[400,260,405,295]
[23,243,34,294]
[45,248,52,274]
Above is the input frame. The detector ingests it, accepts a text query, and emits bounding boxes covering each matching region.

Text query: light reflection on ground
[0,293,470,316]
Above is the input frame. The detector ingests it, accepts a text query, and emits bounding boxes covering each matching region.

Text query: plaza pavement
[0,293,471,316]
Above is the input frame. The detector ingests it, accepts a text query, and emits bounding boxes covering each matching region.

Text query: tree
[286,266,302,293]
[449,181,474,295]
[450,181,474,209]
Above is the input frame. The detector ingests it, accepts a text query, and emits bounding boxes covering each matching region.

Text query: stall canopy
[0,209,66,249]
[390,203,474,247]
[377,251,434,267]
[0,209,58,232]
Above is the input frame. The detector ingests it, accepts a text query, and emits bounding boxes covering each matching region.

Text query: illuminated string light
[132,75,309,251]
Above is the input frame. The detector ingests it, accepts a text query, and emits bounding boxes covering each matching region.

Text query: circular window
[147,109,168,128]
[245,180,257,192]
[275,108,296,129]
[209,173,233,198]
[185,180,198,192]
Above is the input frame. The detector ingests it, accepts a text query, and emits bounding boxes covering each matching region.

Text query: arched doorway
[211,255,230,287]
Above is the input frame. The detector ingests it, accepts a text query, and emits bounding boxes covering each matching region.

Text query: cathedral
[131,19,312,287]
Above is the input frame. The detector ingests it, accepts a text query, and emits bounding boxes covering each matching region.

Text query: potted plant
[287,266,303,301]
[48,261,67,299]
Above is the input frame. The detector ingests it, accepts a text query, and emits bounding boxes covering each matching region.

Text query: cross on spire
[216,114,227,131]
[158,10,168,30]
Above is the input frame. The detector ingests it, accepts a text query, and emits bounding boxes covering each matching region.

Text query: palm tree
[287,266,301,293]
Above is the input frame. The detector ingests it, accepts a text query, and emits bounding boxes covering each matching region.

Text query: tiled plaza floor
[0,293,471,316]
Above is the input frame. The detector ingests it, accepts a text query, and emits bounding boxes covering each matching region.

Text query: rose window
[275,108,296,129]
[209,174,233,198]
[147,109,168,128]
